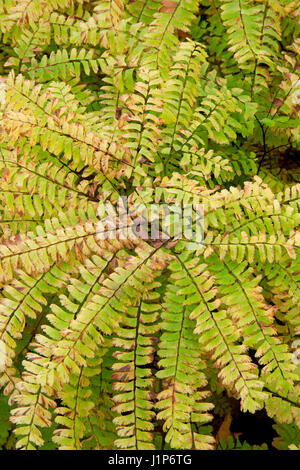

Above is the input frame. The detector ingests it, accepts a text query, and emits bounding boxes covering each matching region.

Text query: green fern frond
[156,278,215,449]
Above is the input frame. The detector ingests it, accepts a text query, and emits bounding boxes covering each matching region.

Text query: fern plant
[0,0,299,450]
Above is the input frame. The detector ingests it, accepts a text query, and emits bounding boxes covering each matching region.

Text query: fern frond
[265,385,300,428]
[169,252,267,413]
[156,279,215,449]
[263,258,300,336]
[159,40,207,171]
[201,229,298,264]
[11,243,171,448]
[220,0,280,78]
[0,262,74,385]
[0,147,98,236]
[122,66,163,179]
[209,254,298,394]
[23,48,100,83]
[93,0,125,28]
[125,0,161,24]
[142,0,199,78]
[177,77,244,150]
[6,0,75,30]
[10,369,56,450]
[0,207,108,284]
[84,343,118,449]
[112,291,160,450]
[53,352,104,450]
[4,21,50,72]
[1,73,127,178]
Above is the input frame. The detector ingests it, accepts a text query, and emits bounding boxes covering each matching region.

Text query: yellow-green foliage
[0,0,299,450]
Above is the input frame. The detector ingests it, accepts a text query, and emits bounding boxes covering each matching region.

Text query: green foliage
[0,0,299,450]
[217,435,268,450]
